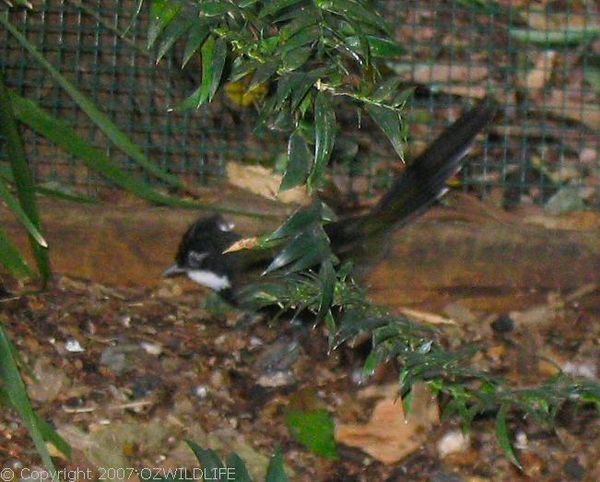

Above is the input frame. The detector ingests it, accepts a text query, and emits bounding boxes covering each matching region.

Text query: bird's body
[164,99,497,305]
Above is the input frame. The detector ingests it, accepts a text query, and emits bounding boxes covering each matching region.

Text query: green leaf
[283,46,313,71]
[0,227,34,279]
[182,20,212,68]
[186,440,225,477]
[372,77,401,102]
[318,259,336,321]
[266,201,334,241]
[260,0,304,18]
[0,177,47,247]
[0,74,50,283]
[148,0,181,48]
[281,131,312,190]
[345,35,405,57]
[287,409,338,459]
[265,447,289,482]
[8,91,200,209]
[199,1,236,17]
[0,16,184,190]
[264,227,330,274]
[365,103,404,159]
[0,323,63,472]
[249,62,278,91]
[224,453,253,482]
[156,13,195,63]
[496,406,523,470]
[320,0,391,35]
[209,37,228,101]
[308,91,336,191]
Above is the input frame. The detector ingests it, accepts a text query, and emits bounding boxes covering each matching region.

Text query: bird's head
[162,214,241,293]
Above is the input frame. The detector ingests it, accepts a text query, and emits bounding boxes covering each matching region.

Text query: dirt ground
[1,269,599,481]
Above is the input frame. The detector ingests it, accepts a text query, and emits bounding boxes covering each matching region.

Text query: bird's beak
[162,264,186,278]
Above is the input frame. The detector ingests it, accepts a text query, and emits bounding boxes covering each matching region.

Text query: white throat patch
[187,270,231,291]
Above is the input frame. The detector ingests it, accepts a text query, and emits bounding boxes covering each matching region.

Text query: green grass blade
[496,405,522,470]
[0,323,61,471]
[0,73,51,284]
[0,177,48,247]
[0,164,96,203]
[0,227,34,279]
[0,13,184,190]
[8,91,271,217]
[8,91,196,208]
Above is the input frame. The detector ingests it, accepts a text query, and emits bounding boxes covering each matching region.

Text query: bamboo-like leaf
[266,447,289,482]
[321,0,391,35]
[209,37,228,101]
[308,91,336,190]
[265,227,331,274]
[8,91,197,208]
[0,16,183,190]
[281,131,312,190]
[186,440,224,472]
[496,406,523,470]
[148,0,181,48]
[198,1,236,16]
[156,13,195,63]
[260,0,304,18]
[249,62,278,92]
[0,324,60,472]
[0,228,34,279]
[182,20,211,67]
[0,177,47,247]
[0,165,96,202]
[345,35,405,57]
[365,103,404,159]
[318,259,336,321]
[224,453,253,482]
[266,201,331,241]
[0,73,50,283]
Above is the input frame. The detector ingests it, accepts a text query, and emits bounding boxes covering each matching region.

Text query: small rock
[132,376,161,399]
[563,457,585,481]
[257,371,295,388]
[431,471,465,482]
[100,344,139,374]
[254,339,302,372]
[193,385,209,399]
[65,338,85,353]
[562,361,597,380]
[437,430,470,458]
[491,315,514,333]
[140,341,163,356]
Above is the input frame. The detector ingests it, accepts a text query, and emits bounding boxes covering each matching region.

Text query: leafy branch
[149,0,410,190]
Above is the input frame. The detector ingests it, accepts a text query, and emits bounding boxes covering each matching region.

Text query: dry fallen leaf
[226,162,310,205]
[335,383,439,465]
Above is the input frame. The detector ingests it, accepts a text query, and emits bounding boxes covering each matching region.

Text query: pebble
[437,430,470,458]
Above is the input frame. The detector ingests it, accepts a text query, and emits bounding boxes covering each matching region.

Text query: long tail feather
[329,97,497,251]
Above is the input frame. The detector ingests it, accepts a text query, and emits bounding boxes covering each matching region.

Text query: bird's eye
[187,251,208,267]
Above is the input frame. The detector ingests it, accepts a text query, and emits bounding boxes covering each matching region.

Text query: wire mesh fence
[1,0,599,209]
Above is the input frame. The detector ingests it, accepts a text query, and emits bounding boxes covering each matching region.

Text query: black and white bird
[163,98,497,305]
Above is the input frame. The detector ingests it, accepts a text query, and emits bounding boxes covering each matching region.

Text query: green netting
[1,0,598,209]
